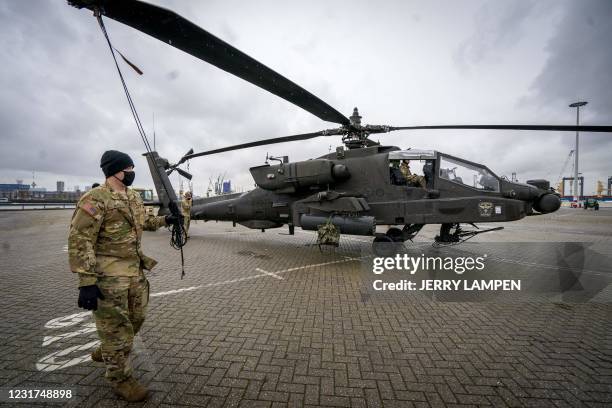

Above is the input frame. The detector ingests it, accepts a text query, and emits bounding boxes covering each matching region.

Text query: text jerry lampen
[372,279,522,291]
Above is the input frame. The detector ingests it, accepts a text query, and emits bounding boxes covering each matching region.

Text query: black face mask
[122,171,135,186]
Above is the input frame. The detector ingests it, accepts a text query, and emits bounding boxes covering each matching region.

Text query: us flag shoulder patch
[81,202,98,217]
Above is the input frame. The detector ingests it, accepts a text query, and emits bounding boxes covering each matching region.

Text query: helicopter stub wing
[293,192,371,220]
[68,0,350,126]
[300,196,371,214]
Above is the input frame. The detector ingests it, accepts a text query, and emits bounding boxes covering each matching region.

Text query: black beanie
[100,150,134,178]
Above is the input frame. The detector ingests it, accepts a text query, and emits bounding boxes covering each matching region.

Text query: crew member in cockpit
[400,160,426,188]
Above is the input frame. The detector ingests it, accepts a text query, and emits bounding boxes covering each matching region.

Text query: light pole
[569,101,587,204]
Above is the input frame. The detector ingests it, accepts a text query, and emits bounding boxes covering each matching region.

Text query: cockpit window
[439,156,499,192]
[389,159,433,188]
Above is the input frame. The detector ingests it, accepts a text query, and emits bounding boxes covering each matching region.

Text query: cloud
[528,0,612,119]
[523,0,612,190]
[0,0,610,197]
[453,1,538,71]
[0,0,303,190]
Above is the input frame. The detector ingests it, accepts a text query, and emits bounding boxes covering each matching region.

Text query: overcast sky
[0,0,610,195]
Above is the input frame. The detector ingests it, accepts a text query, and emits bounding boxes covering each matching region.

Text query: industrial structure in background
[0,182,156,203]
[133,188,154,202]
[569,101,588,203]
[0,184,32,201]
[552,148,610,203]
[206,174,233,197]
[0,181,81,202]
[596,180,605,196]
[560,176,584,198]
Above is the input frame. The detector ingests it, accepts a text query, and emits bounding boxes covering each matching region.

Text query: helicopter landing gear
[402,223,424,241]
[372,235,398,257]
[435,223,460,243]
[385,227,404,242]
[385,224,425,243]
[434,223,504,246]
[372,224,425,256]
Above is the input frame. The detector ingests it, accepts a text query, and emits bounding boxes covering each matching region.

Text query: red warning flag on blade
[114,48,143,75]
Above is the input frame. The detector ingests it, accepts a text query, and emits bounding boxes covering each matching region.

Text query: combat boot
[91,347,103,362]
[113,377,148,402]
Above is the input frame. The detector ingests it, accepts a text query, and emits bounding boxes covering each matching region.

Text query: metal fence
[0,203,76,211]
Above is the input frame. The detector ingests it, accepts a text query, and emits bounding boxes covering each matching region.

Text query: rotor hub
[349,107,362,127]
[342,107,386,149]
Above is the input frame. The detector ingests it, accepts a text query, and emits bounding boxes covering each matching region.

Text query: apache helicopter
[70,0,611,254]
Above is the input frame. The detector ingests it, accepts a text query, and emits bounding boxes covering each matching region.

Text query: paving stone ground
[0,208,611,407]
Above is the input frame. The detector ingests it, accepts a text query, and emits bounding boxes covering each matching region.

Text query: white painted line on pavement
[152,256,363,297]
[36,340,101,372]
[42,323,97,346]
[255,268,284,280]
[266,257,364,275]
[38,255,364,372]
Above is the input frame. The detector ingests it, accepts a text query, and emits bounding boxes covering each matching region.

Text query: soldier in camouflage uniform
[181,190,193,238]
[400,160,426,188]
[68,150,180,402]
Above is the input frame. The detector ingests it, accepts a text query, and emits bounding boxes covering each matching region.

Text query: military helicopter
[70,0,612,254]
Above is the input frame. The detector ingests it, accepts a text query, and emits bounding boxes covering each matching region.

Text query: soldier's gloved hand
[78,285,105,311]
[165,213,183,225]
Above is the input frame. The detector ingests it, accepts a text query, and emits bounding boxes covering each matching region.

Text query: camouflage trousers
[183,215,191,236]
[93,273,149,384]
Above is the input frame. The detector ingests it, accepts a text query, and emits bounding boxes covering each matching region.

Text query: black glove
[78,285,105,311]
[165,213,183,225]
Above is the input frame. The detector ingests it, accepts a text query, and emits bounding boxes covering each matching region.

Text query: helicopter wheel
[372,235,401,257]
[385,227,404,242]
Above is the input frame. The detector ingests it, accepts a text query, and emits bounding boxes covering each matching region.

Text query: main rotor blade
[175,167,193,180]
[69,0,350,126]
[388,125,612,132]
[182,129,342,161]
[181,123,612,160]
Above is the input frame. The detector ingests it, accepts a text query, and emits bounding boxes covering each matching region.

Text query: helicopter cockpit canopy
[388,150,436,187]
[388,149,437,161]
[439,155,500,192]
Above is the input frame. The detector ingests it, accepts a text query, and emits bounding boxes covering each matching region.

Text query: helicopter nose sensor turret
[533,192,561,214]
[502,178,561,215]
[525,179,561,214]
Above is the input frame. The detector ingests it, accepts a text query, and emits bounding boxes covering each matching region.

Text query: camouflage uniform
[317,218,340,247]
[181,195,192,236]
[400,162,426,188]
[68,182,166,384]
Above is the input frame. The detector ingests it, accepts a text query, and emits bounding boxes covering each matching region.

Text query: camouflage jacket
[181,198,192,217]
[68,182,167,287]
[399,164,412,179]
